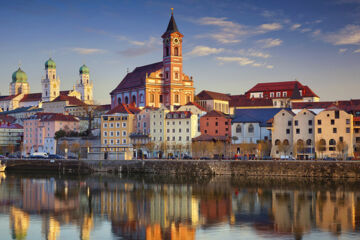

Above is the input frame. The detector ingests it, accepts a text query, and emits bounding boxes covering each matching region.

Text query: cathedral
[110,11,195,109]
[0,58,94,111]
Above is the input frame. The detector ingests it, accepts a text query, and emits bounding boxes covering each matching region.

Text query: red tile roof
[202,110,230,118]
[292,99,360,113]
[0,94,21,101]
[107,103,141,114]
[29,113,79,122]
[229,95,273,107]
[0,123,23,129]
[52,95,86,106]
[20,93,42,102]
[185,101,207,112]
[111,62,163,94]
[166,111,192,119]
[246,81,319,98]
[196,90,231,101]
[0,115,16,124]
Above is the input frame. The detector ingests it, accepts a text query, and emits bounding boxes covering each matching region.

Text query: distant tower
[42,58,60,102]
[161,9,184,106]
[76,64,93,104]
[9,67,30,95]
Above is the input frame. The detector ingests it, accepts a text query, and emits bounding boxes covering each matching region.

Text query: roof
[193,134,229,142]
[28,113,79,122]
[292,99,360,113]
[196,90,231,101]
[162,13,180,36]
[0,94,20,101]
[232,108,287,127]
[229,95,273,108]
[0,106,43,115]
[202,110,229,118]
[0,123,23,129]
[290,83,302,100]
[107,103,140,115]
[0,115,16,124]
[20,93,42,102]
[52,95,86,106]
[246,81,319,98]
[166,111,192,119]
[111,62,163,94]
[185,101,207,112]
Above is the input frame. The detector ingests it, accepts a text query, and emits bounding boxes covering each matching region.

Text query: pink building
[23,113,79,155]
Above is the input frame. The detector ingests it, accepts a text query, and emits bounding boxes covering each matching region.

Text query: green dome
[45,58,56,69]
[12,68,28,83]
[79,64,89,74]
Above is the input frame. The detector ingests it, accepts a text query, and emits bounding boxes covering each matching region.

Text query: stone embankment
[4,159,360,178]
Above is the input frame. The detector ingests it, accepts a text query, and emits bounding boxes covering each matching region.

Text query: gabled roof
[196,90,231,101]
[185,102,207,112]
[29,113,79,122]
[202,110,229,118]
[232,108,287,127]
[229,95,273,107]
[20,93,42,102]
[107,103,140,115]
[111,62,163,94]
[52,95,86,106]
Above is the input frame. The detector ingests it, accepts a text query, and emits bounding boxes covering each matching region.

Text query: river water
[0,173,359,240]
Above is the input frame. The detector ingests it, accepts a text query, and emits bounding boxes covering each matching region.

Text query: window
[294,120,298,126]
[236,124,241,133]
[215,130,218,134]
[308,120,313,126]
[179,136,182,141]
[122,122,127,128]
[318,128,322,134]
[166,72,169,79]
[159,95,163,103]
[172,136,175,141]
[306,139,312,146]
[175,94,179,103]
[175,72,179,79]
[276,92,281,97]
[167,129,170,133]
[282,92,287,97]
[270,92,274,98]
[103,131,107,137]
[248,124,254,133]
[166,47,169,56]
[140,94,144,103]
[333,128,337,133]
[122,131,127,136]
[167,137,170,141]
[317,119,322,125]
[296,129,300,134]
[288,121,292,126]
[116,123,120,128]
[346,119,350,124]
[116,131,120,136]
[308,128,313,134]
[174,47,179,56]
[110,131,114,137]
[172,129,175,133]
[150,94,155,103]
[125,96,129,104]
[179,128,181,133]
[104,139,107,145]
[335,110,340,119]
[346,127,350,133]
[103,123,108,128]
[215,122,218,126]
[122,139,126,144]
[331,119,335,125]
[186,136,190,141]
[110,123,114,128]
[186,128,189,133]
[286,129,290,134]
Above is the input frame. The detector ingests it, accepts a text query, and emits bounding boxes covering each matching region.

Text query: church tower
[42,58,60,102]
[9,67,30,95]
[162,9,184,106]
[76,64,93,104]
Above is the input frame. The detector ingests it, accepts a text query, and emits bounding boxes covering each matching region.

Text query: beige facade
[293,109,316,159]
[314,109,354,158]
[271,109,295,158]
[101,113,135,147]
[197,99,229,114]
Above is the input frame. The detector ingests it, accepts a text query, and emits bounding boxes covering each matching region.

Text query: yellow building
[314,107,354,158]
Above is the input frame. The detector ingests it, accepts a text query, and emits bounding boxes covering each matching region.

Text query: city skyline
[0,0,360,104]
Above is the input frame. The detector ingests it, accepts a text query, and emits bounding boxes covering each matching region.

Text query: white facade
[232,122,270,144]
[149,106,168,143]
[42,67,60,102]
[76,70,93,105]
[271,109,295,158]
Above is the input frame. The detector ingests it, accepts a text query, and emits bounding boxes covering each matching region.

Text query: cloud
[354,49,360,53]
[71,48,106,55]
[338,48,348,53]
[216,56,254,66]
[259,23,283,31]
[323,25,360,45]
[187,46,224,56]
[266,65,274,69]
[118,36,159,57]
[198,17,241,28]
[291,24,302,30]
[238,49,271,58]
[257,38,283,48]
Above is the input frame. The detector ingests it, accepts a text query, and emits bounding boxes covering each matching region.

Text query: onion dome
[12,67,28,83]
[45,58,56,69]
[79,64,89,74]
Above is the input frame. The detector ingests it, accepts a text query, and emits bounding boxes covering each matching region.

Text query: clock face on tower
[172,37,179,45]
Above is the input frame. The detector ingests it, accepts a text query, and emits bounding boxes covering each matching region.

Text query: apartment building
[293,109,316,159]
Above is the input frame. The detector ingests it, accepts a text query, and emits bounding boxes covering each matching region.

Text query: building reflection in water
[1,175,360,239]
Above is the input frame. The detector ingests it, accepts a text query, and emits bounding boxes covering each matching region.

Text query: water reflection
[0,173,360,239]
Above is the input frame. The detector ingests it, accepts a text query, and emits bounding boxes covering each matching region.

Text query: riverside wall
[5,159,360,178]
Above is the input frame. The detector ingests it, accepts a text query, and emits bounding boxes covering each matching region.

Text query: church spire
[162,8,180,37]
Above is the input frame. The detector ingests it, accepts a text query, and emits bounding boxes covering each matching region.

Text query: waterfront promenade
[3,158,360,179]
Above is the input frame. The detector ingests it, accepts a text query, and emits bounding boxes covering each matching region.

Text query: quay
[3,159,360,178]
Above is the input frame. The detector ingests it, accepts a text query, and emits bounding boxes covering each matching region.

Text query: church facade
[0,58,94,111]
[110,12,195,109]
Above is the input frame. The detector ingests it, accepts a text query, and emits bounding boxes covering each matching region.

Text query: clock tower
[162,9,184,106]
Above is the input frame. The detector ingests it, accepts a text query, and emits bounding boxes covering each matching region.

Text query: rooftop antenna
[18,60,21,69]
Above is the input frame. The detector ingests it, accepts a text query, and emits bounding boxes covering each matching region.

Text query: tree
[257,140,271,159]
[214,141,225,159]
[336,141,348,160]
[145,141,155,158]
[77,102,101,135]
[70,142,81,159]
[54,129,67,140]
[159,141,168,158]
[59,140,69,155]
[315,139,326,159]
[354,143,360,158]
[191,142,201,158]
[294,140,305,159]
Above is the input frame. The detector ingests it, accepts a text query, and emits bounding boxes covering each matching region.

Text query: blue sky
[0,0,360,103]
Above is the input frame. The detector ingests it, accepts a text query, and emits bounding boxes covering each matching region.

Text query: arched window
[53,74,55,79]
[174,47,179,56]
[329,139,336,145]
[275,139,281,145]
[283,139,289,145]
[140,94,144,103]
[125,96,129,104]
[118,97,122,104]
[248,124,254,133]
[306,139,312,146]
[236,124,241,133]
[150,94,154,103]
[132,95,136,104]
[175,94,179,103]
[329,139,336,151]
[166,47,169,56]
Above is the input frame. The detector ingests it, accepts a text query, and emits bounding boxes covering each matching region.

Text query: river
[0,172,359,240]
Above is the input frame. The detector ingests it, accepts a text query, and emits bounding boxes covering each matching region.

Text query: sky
[0,0,360,104]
